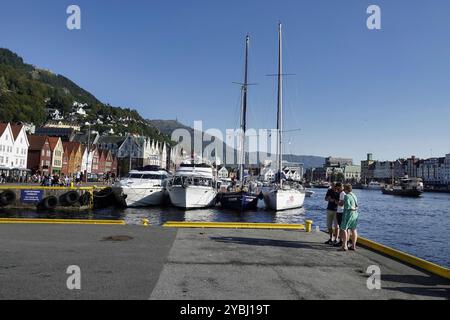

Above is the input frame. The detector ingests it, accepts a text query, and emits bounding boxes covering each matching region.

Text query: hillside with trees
[0,48,171,144]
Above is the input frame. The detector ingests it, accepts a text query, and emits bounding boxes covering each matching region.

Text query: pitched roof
[0,123,9,136]
[27,135,48,151]
[63,141,81,156]
[10,124,24,140]
[47,137,61,151]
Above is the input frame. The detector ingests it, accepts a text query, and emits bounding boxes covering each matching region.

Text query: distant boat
[382,177,424,198]
[263,23,305,211]
[304,189,315,197]
[362,181,383,190]
[314,181,331,189]
[219,35,259,211]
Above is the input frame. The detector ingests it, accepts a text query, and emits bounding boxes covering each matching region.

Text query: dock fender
[60,191,80,206]
[79,192,92,206]
[258,191,264,200]
[94,187,113,198]
[0,190,16,206]
[40,196,58,210]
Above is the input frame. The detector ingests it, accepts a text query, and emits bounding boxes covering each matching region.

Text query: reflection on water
[1,189,449,267]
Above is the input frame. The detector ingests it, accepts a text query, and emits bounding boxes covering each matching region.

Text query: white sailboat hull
[113,186,165,207]
[264,189,305,211]
[168,185,217,209]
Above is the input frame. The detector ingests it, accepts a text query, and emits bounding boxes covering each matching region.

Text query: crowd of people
[324,182,359,251]
[0,172,116,186]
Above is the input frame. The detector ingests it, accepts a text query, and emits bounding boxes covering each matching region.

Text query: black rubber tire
[79,192,92,206]
[94,187,113,198]
[60,191,80,206]
[0,190,16,206]
[41,196,58,210]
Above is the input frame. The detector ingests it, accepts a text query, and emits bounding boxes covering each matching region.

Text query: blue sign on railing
[20,190,44,203]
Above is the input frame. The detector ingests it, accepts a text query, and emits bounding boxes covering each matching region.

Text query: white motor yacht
[167,161,218,209]
[113,166,170,207]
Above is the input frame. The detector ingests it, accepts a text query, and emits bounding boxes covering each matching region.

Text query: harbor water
[1,188,449,268]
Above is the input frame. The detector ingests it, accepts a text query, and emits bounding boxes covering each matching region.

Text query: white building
[261,167,276,182]
[11,124,30,171]
[0,123,15,171]
[343,165,361,182]
[218,166,229,179]
[81,146,93,174]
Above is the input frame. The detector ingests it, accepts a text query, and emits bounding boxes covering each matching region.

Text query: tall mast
[239,35,249,184]
[276,23,283,185]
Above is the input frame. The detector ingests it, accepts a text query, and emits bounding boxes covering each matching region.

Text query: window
[42,150,45,156]
[0,156,3,163]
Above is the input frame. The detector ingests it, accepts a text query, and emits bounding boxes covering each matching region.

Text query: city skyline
[1,0,449,162]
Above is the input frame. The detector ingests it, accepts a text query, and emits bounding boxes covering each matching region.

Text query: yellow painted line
[358,236,450,280]
[163,221,305,230]
[0,218,125,225]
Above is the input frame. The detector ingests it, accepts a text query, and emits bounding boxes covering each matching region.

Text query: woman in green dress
[339,184,359,251]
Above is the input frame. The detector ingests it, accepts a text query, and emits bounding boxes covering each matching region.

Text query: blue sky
[1,0,449,162]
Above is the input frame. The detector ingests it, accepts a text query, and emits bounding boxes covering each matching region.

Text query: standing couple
[325,182,359,251]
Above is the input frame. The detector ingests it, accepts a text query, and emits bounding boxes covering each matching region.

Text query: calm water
[2,188,449,267]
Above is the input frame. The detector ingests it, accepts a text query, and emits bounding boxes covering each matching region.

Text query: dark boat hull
[382,189,423,197]
[219,191,260,211]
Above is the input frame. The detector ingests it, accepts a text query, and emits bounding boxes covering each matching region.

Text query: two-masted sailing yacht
[219,35,260,211]
[263,23,305,211]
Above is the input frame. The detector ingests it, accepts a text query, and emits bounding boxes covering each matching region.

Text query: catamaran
[263,23,306,211]
[218,35,260,211]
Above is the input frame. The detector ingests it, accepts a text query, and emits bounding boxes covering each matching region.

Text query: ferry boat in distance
[362,181,383,190]
[382,177,424,198]
[167,160,218,209]
[113,166,170,207]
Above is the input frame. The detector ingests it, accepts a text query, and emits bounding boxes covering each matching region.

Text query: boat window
[142,174,163,180]
[127,174,143,179]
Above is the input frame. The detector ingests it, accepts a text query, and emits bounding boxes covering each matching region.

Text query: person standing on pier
[324,183,340,245]
[334,183,346,247]
[339,184,359,251]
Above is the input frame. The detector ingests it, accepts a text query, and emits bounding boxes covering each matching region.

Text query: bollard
[305,220,313,233]
[142,219,150,227]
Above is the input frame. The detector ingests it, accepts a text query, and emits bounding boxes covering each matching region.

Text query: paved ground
[0,224,449,300]
[0,224,176,299]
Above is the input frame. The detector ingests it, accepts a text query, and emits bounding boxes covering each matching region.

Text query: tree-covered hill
[0,48,171,144]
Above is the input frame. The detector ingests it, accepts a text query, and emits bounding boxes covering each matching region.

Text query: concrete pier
[0,224,448,300]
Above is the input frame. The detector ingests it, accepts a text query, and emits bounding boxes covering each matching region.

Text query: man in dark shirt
[324,184,340,244]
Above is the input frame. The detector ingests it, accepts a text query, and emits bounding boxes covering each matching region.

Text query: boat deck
[0,224,448,300]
